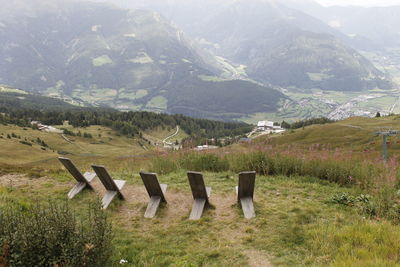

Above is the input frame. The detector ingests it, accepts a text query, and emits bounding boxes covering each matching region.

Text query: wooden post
[375,130,399,161]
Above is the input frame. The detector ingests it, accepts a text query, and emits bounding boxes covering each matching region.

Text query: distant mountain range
[281,0,400,49]
[0,0,398,121]
[0,1,286,120]
[124,0,393,91]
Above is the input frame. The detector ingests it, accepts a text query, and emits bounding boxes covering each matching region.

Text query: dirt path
[245,250,274,267]
[163,125,180,145]
[338,124,364,129]
[61,134,73,143]
[0,174,55,187]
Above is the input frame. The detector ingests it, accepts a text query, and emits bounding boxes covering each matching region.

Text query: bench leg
[160,184,168,195]
[102,190,118,209]
[83,172,97,183]
[240,197,255,219]
[144,196,162,218]
[189,198,207,220]
[68,182,87,199]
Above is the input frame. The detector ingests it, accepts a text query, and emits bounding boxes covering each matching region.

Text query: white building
[194,145,218,151]
[257,121,274,131]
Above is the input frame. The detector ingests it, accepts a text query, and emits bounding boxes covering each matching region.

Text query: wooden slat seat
[58,157,96,199]
[140,172,168,218]
[236,171,256,219]
[187,171,211,220]
[91,165,126,209]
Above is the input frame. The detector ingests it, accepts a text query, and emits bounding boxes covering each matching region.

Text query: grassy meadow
[258,115,400,155]
[0,124,155,171]
[2,118,400,266]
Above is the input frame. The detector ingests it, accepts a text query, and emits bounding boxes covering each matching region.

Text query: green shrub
[150,151,378,187]
[230,151,377,186]
[230,152,272,175]
[178,153,230,172]
[150,156,178,175]
[62,128,76,136]
[0,201,113,267]
[331,192,355,206]
[83,132,93,138]
[272,155,304,177]
[18,141,32,146]
[331,192,377,217]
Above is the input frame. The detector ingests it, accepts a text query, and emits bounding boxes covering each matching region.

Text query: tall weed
[150,157,178,175]
[179,153,230,172]
[230,151,376,186]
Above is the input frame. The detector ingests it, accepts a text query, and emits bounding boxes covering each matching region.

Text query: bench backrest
[187,171,208,201]
[238,171,256,201]
[58,157,87,183]
[92,165,119,191]
[140,172,166,201]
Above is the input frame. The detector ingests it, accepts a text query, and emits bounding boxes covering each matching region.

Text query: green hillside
[0,91,95,111]
[260,116,400,154]
[0,124,149,169]
[0,84,27,94]
[2,116,400,265]
[2,2,400,264]
[165,78,286,120]
[244,30,392,91]
[2,165,388,266]
[1,96,400,265]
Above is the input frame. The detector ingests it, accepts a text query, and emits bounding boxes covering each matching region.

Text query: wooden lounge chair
[58,157,96,199]
[236,171,256,219]
[139,172,168,218]
[91,165,126,209]
[187,171,211,220]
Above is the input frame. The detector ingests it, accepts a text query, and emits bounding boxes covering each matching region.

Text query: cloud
[316,0,400,7]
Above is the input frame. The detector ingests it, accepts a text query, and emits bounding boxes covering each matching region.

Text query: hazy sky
[316,0,400,7]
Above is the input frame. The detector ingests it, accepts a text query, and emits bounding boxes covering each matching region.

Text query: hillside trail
[337,124,364,129]
[60,133,84,150]
[163,125,180,144]
[61,134,73,143]
[0,173,274,266]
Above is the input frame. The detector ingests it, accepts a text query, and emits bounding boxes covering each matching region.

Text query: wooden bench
[58,157,96,199]
[187,171,211,220]
[236,171,256,219]
[91,165,126,209]
[139,172,168,218]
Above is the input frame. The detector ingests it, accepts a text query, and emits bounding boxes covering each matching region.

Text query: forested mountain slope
[0,1,285,120]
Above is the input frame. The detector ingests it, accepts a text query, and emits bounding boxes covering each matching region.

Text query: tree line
[281,117,334,129]
[0,92,252,140]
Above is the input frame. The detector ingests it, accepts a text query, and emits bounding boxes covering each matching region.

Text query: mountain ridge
[147,0,394,91]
